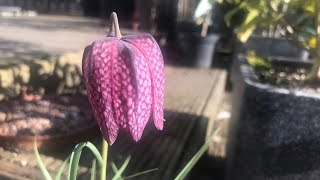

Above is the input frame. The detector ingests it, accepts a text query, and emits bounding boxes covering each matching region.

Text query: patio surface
[0,15,229,179]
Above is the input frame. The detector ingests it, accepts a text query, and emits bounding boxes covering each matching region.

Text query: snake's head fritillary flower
[82,12,164,145]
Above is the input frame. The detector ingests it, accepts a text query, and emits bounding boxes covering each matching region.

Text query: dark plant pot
[226,57,320,180]
[234,35,310,61]
[176,32,220,68]
[194,35,220,68]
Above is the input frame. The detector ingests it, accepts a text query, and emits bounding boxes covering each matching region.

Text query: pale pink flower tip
[82,15,164,145]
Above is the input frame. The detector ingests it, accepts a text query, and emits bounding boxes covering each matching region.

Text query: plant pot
[226,56,320,180]
[234,35,311,61]
[0,94,100,151]
[175,32,220,68]
[0,123,99,151]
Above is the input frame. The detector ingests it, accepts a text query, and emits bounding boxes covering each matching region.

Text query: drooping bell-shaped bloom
[82,12,164,145]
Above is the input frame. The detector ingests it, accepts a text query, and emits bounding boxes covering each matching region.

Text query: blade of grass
[111,162,119,174]
[33,140,53,180]
[112,156,131,180]
[119,168,158,180]
[68,142,86,180]
[91,159,97,180]
[174,128,221,180]
[55,154,71,180]
[68,142,104,180]
[85,142,104,165]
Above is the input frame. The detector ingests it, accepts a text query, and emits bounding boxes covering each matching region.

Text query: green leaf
[291,0,315,13]
[55,155,71,180]
[69,143,85,180]
[85,142,104,165]
[237,24,256,42]
[111,162,120,175]
[68,142,104,180]
[246,0,264,10]
[247,51,272,68]
[34,140,53,180]
[112,156,131,180]
[305,27,317,36]
[243,9,259,26]
[224,2,246,27]
[236,8,259,42]
[91,159,97,180]
[174,128,221,180]
[119,168,158,180]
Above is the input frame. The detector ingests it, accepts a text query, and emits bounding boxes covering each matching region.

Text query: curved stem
[100,139,108,180]
[110,12,122,39]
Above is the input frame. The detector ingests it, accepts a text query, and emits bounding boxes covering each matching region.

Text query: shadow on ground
[189,155,225,180]
[37,109,225,180]
[0,16,103,32]
[0,38,50,62]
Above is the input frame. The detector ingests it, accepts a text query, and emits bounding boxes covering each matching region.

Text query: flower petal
[123,34,164,130]
[111,42,137,134]
[83,39,119,145]
[121,42,152,141]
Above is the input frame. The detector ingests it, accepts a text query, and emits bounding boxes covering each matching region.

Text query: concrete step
[0,6,37,17]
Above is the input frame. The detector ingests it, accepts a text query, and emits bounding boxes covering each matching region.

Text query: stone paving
[0,15,139,100]
[0,15,231,180]
[0,15,105,54]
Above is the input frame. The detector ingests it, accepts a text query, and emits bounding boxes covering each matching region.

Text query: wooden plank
[0,170,29,180]
[0,66,227,179]
[140,94,199,176]
[204,71,228,157]
[163,71,220,179]
[205,70,227,136]
[0,158,44,180]
[47,158,63,171]
[112,67,224,179]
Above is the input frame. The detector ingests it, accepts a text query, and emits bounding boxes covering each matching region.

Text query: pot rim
[0,121,98,141]
[235,56,320,99]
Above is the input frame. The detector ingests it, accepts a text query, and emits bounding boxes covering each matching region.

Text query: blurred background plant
[222,0,320,80]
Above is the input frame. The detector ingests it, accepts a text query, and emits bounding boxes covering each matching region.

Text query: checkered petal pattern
[82,33,164,145]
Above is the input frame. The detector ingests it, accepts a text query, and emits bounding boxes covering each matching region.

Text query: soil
[0,94,94,137]
[254,64,320,93]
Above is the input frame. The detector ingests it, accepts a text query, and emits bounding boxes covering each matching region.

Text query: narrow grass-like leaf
[111,162,120,175]
[68,142,104,180]
[119,168,158,180]
[85,142,104,165]
[69,142,86,180]
[34,140,53,180]
[174,128,220,180]
[91,159,97,180]
[55,155,71,180]
[112,156,131,180]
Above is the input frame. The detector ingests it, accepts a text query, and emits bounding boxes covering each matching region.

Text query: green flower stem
[101,139,109,180]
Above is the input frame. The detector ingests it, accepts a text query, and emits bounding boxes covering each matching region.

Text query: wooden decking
[0,65,226,180]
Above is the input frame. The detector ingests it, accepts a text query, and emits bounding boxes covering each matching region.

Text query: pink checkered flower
[82,12,164,145]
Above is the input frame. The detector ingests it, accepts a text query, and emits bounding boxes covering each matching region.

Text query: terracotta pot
[0,122,99,151]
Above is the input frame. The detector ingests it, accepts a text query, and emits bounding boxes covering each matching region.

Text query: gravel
[0,94,93,137]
